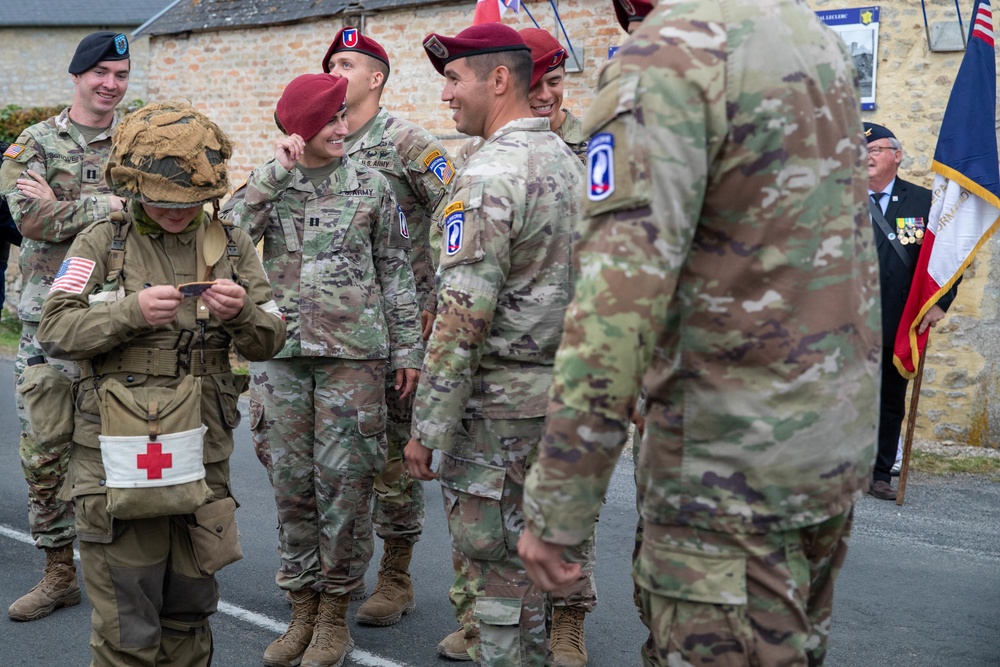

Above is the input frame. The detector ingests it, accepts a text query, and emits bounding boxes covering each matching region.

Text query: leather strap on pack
[106,210,132,283]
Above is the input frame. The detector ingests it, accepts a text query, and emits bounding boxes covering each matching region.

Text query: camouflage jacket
[0,108,119,322]
[346,108,454,315]
[524,0,881,545]
[452,109,586,168]
[37,210,286,460]
[224,158,422,369]
[412,117,584,452]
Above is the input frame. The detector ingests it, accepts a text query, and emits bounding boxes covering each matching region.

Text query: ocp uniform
[36,209,285,666]
[0,108,120,549]
[226,157,423,596]
[413,117,583,667]
[346,108,454,545]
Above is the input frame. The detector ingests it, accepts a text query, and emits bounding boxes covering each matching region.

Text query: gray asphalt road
[0,358,997,665]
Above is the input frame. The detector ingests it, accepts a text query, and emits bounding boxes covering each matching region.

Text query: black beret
[69,31,130,75]
[863,122,896,144]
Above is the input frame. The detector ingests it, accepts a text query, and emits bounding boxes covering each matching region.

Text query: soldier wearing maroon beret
[613,0,655,33]
[406,22,585,667]
[320,25,456,632]
[227,72,423,667]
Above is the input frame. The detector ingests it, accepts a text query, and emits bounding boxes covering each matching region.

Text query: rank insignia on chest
[398,205,409,239]
[2,143,25,159]
[444,201,464,256]
[424,150,455,185]
[587,133,615,201]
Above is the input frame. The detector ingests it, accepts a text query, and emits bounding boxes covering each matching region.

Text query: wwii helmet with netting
[106,101,233,208]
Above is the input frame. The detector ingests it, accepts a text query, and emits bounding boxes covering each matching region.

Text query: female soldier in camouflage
[225,73,422,667]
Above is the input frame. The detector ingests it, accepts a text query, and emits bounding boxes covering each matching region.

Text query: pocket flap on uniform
[357,401,387,437]
[438,454,505,500]
[192,496,238,543]
[474,597,521,626]
[634,542,747,605]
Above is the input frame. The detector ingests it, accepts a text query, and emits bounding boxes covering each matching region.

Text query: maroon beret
[423,23,530,76]
[519,28,567,88]
[613,0,655,32]
[276,74,348,141]
[322,26,390,72]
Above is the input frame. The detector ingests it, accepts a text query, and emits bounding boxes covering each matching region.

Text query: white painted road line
[0,522,409,667]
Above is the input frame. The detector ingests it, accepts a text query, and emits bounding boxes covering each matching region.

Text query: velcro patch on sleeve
[423,149,455,185]
[444,201,465,257]
[3,143,26,160]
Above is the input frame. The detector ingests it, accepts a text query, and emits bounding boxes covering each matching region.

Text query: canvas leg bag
[17,362,75,448]
[97,374,212,520]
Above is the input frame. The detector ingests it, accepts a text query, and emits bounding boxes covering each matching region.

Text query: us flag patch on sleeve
[51,257,96,294]
[3,143,25,159]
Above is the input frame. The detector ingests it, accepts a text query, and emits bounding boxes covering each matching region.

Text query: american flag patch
[2,143,25,159]
[51,257,96,294]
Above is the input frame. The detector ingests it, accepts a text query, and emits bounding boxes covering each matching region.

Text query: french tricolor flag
[473,0,520,25]
[893,0,1000,377]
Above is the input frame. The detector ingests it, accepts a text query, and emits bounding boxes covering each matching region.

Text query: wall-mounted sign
[817,7,880,110]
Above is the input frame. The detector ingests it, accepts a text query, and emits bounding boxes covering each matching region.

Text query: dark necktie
[871,191,886,211]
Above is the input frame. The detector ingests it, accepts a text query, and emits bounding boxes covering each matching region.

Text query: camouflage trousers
[449,530,596,633]
[373,370,424,544]
[441,417,551,667]
[14,320,78,549]
[73,446,227,667]
[251,366,424,546]
[251,357,387,597]
[634,510,855,667]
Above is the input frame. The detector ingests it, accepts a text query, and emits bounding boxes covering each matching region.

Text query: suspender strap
[869,201,914,273]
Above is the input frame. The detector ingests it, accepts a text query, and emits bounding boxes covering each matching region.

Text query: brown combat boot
[437,625,478,661]
[8,545,81,621]
[355,539,415,626]
[550,607,589,667]
[264,588,319,667]
[302,592,354,667]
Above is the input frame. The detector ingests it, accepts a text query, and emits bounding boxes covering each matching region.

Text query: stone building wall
[0,27,150,109]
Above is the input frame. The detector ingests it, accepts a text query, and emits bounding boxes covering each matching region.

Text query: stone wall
[0,26,150,109]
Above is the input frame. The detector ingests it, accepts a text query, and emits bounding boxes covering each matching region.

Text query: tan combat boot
[302,592,354,667]
[550,607,589,667]
[355,539,415,626]
[437,625,478,662]
[264,588,319,667]
[8,544,81,621]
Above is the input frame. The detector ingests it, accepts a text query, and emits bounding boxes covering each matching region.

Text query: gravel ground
[911,438,1000,459]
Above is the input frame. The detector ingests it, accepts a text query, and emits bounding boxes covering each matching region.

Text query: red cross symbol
[136,442,173,480]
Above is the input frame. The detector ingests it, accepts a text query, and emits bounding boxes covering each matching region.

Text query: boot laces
[551,609,586,652]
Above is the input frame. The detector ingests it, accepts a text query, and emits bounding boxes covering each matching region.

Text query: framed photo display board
[817,7,880,110]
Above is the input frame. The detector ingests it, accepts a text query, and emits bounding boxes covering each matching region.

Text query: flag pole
[896,338,928,506]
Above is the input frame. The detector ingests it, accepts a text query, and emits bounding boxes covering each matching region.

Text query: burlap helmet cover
[106,101,233,208]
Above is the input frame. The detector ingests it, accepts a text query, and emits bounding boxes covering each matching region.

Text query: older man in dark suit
[866,122,957,500]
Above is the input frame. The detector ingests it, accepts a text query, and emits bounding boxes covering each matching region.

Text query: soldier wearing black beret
[0,30,130,623]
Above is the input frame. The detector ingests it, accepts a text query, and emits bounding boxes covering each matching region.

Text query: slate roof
[135,0,445,37]
[0,0,172,27]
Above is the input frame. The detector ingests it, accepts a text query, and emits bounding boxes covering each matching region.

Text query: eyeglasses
[867,146,897,156]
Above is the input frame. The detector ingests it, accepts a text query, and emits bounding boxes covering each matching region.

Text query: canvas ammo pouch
[97,374,211,520]
[187,496,243,575]
[16,357,75,448]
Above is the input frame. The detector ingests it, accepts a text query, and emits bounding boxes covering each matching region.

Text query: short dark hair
[466,50,532,97]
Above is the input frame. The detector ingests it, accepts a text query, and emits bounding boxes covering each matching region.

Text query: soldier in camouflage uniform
[518,2,881,666]
[0,31,131,622]
[37,101,285,667]
[321,26,455,627]
[225,73,423,667]
[405,24,584,667]
[440,27,593,667]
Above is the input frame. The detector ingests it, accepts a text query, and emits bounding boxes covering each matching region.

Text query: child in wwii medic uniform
[35,101,286,667]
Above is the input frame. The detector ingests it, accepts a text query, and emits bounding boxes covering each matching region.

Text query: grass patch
[0,312,20,356]
[909,449,1000,476]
